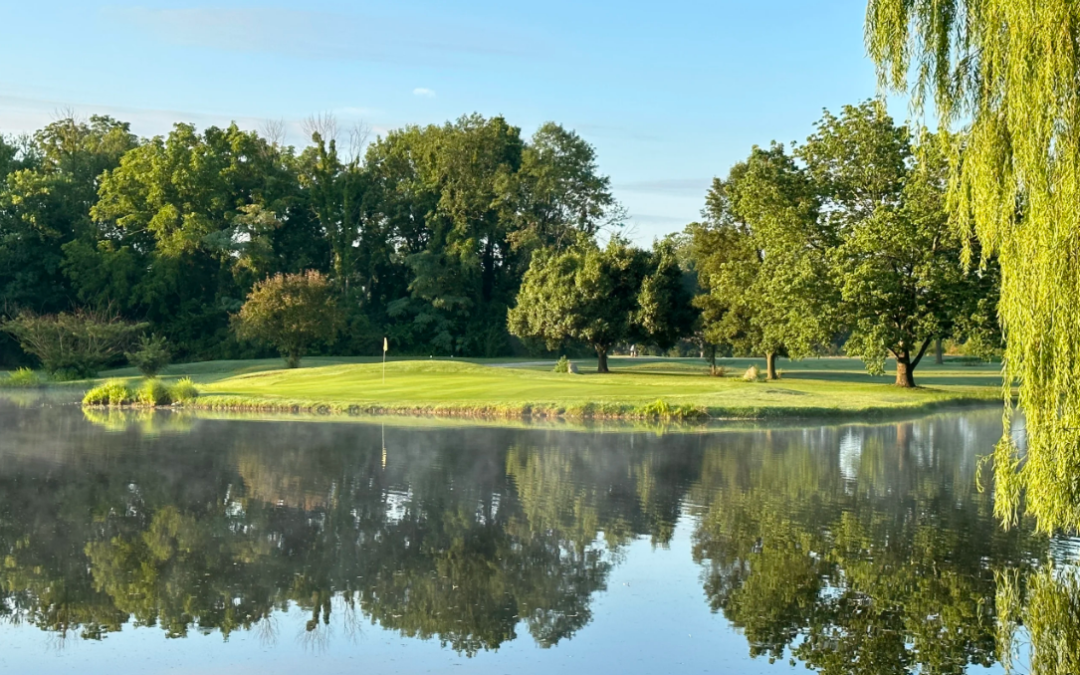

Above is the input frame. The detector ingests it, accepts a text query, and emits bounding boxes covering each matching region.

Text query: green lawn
[78,355,1005,420]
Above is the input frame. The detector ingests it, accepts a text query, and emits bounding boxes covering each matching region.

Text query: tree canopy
[683,102,995,386]
[506,237,650,372]
[0,114,623,368]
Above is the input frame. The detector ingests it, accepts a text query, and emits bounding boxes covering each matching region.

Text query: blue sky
[0,0,896,243]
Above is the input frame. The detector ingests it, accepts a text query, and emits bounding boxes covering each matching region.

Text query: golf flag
[382,337,388,383]
[383,337,388,353]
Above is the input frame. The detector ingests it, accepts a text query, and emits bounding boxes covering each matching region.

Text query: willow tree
[867,1,1080,531]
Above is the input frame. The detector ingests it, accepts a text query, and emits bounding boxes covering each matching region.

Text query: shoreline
[75,391,1004,423]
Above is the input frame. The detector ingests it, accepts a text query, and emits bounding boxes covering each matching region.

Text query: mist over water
[0,398,1063,674]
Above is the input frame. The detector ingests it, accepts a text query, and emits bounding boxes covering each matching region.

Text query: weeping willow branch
[867,0,1080,532]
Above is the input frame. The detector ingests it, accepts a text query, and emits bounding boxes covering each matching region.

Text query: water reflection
[0,400,1075,673]
[689,421,1046,674]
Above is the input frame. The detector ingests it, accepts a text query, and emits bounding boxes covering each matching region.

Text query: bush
[709,365,727,378]
[553,356,570,373]
[742,365,760,382]
[0,367,42,388]
[169,377,199,403]
[233,270,342,368]
[126,335,171,377]
[138,379,172,406]
[634,399,707,420]
[1,310,146,378]
[82,380,135,407]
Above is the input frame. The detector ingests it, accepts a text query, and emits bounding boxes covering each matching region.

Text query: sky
[0,0,900,244]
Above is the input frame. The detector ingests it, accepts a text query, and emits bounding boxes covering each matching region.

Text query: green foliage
[685,142,837,371]
[0,112,625,368]
[0,117,137,318]
[508,237,649,372]
[865,0,1080,531]
[553,355,570,373]
[636,239,696,351]
[126,334,171,377]
[137,379,172,406]
[0,367,42,387]
[800,101,994,388]
[233,271,342,368]
[1,310,146,378]
[82,379,135,406]
[633,399,705,420]
[168,377,199,403]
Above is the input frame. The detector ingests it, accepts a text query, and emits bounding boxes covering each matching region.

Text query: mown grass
[106,355,1006,421]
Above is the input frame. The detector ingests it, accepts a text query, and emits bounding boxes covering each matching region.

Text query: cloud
[413,88,436,98]
[616,178,711,196]
[104,7,539,66]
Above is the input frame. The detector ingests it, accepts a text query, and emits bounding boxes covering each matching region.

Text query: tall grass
[82,380,135,406]
[169,377,199,403]
[0,368,42,388]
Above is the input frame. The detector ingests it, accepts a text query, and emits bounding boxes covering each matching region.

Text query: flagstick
[382,336,387,384]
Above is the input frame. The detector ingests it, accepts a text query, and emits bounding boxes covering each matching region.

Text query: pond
[0,398,1070,674]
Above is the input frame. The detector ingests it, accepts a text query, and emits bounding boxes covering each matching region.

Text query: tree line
[511,100,1001,386]
[0,101,1000,386]
[0,113,624,366]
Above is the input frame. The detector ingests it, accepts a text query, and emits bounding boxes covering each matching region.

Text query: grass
[72,355,1007,421]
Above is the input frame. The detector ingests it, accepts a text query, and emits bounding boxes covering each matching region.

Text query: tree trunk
[707,344,717,375]
[895,339,932,388]
[895,357,916,388]
[287,352,301,369]
[596,345,609,373]
[935,337,944,365]
[766,352,779,380]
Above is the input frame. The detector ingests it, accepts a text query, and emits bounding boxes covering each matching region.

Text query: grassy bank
[65,355,1007,421]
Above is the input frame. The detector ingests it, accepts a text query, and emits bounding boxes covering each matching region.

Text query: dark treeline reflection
[0,403,702,654]
[0,402,1075,671]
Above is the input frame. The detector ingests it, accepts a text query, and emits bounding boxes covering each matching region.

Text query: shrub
[138,379,172,406]
[233,270,342,368]
[126,335,171,377]
[169,377,199,403]
[553,356,570,373]
[0,367,42,388]
[82,380,134,407]
[709,365,727,378]
[742,365,760,382]
[634,399,707,420]
[1,310,146,378]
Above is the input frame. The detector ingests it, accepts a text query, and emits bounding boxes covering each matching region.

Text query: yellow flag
[383,337,388,353]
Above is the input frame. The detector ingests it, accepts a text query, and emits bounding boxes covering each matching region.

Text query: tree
[89,122,296,358]
[0,116,137,316]
[635,238,696,352]
[233,271,341,368]
[507,238,648,373]
[799,102,993,387]
[865,0,1080,525]
[687,144,836,380]
[0,309,145,378]
[511,123,622,255]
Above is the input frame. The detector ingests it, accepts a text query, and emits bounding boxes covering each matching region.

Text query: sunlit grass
[111,355,1006,420]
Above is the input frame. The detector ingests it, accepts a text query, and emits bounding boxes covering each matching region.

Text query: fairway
[93,356,1007,419]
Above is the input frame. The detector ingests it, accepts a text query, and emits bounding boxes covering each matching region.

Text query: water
[0,399,1059,674]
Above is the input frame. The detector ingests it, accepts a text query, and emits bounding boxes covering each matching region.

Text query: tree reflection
[0,404,700,654]
[690,419,1049,674]
[3,402,1078,669]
